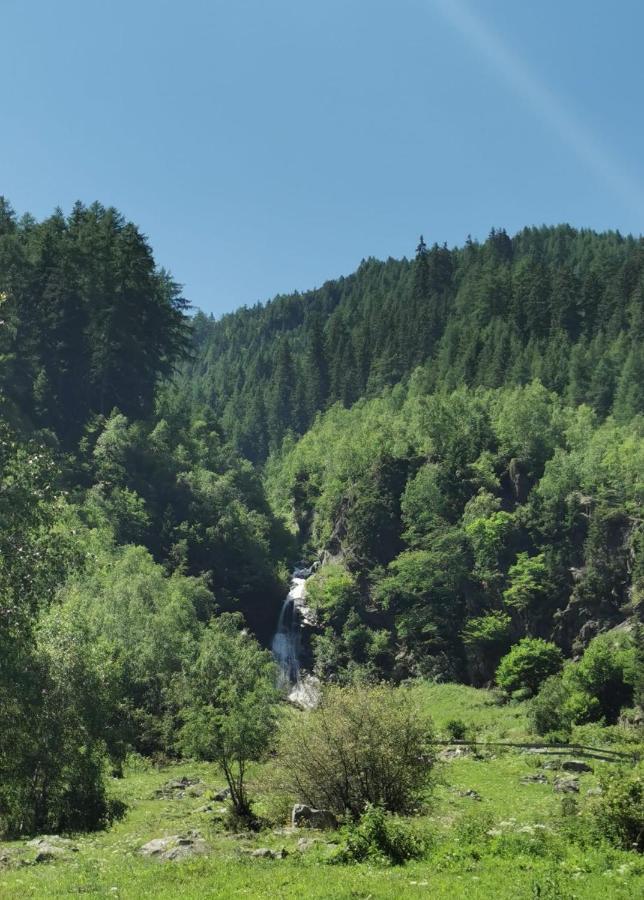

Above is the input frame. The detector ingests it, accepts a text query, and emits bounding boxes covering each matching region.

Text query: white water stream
[271,566,320,708]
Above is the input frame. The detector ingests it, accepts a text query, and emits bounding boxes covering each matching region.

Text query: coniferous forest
[0,200,642,897]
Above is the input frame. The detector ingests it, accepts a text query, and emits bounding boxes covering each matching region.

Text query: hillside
[179,226,644,461]
[0,202,641,896]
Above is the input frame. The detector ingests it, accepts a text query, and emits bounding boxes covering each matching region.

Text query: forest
[0,200,642,898]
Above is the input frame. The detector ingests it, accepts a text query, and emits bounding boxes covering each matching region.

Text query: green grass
[414,682,530,741]
[1,685,642,899]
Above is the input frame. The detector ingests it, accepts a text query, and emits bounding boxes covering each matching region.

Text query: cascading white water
[271,569,308,686]
[272,566,321,708]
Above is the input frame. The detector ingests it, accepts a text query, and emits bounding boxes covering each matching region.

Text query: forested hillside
[0,200,290,836]
[0,201,641,866]
[180,226,644,460]
[266,380,642,686]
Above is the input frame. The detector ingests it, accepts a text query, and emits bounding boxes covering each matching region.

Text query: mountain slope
[180,225,644,461]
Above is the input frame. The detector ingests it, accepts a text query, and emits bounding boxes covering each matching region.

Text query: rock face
[554,777,580,794]
[287,674,321,710]
[562,760,593,773]
[139,832,208,861]
[291,804,338,829]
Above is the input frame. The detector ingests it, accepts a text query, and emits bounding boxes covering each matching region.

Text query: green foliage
[569,632,635,723]
[496,639,563,697]
[180,226,644,462]
[585,767,644,852]
[444,718,470,741]
[178,614,279,820]
[0,199,188,443]
[503,552,549,615]
[57,544,209,754]
[267,376,642,682]
[462,611,512,648]
[0,612,124,837]
[274,684,434,818]
[530,632,638,735]
[333,805,427,865]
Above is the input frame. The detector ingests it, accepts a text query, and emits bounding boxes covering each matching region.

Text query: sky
[1,0,643,316]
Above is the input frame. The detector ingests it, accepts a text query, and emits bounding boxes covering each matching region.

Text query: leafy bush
[569,633,635,723]
[496,638,562,697]
[586,767,644,852]
[530,632,638,736]
[274,684,434,818]
[333,805,427,865]
[445,718,469,741]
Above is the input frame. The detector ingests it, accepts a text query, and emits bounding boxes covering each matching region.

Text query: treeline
[179,225,644,460]
[0,199,290,835]
[266,379,643,684]
[0,199,188,443]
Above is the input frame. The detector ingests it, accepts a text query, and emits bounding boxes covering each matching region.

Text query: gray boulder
[139,831,208,861]
[248,847,288,859]
[154,776,202,799]
[28,836,78,863]
[554,776,580,793]
[291,804,338,829]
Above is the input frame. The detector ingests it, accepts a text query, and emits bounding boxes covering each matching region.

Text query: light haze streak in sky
[430,0,644,219]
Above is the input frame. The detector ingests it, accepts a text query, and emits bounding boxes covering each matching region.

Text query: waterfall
[272,566,321,708]
[271,571,307,685]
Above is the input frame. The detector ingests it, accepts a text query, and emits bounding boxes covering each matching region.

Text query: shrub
[530,633,638,736]
[496,638,562,697]
[333,805,427,865]
[586,767,644,852]
[445,718,469,741]
[569,633,635,724]
[274,683,434,818]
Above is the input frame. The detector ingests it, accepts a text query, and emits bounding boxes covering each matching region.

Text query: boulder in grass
[248,847,288,860]
[459,789,482,801]
[554,776,580,794]
[28,836,78,863]
[139,832,208,861]
[291,804,338,829]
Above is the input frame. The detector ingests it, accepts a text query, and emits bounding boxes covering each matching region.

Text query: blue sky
[2,0,643,315]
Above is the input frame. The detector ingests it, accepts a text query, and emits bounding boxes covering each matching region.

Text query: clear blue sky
[2,0,643,315]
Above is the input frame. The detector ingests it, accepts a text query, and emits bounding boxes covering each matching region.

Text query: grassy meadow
[1,684,642,899]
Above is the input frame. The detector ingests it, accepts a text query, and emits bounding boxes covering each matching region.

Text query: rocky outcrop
[287,674,321,710]
[244,847,288,859]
